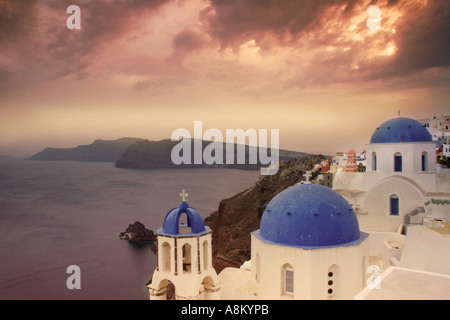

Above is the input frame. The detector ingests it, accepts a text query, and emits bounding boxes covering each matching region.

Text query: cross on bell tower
[180,189,188,201]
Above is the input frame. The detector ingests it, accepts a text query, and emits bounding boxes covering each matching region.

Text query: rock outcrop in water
[204,154,326,273]
[120,221,156,244]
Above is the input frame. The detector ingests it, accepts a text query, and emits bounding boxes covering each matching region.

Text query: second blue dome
[370,117,432,144]
[259,184,361,248]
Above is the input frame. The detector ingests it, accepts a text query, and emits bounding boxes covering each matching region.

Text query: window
[394,153,402,172]
[182,243,192,274]
[372,152,377,171]
[202,240,209,271]
[328,272,334,295]
[161,242,171,272]
[390,194,399,216]
[422,152,427,172]
[178,213,191,233]
[283,265,294,295]
[327,265,339,299]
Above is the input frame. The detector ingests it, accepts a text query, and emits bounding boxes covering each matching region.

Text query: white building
[332,150,366,167]
[444,144,450,157]
[356,223,450,300]
[148,117,450,300]
[217,116,450,300]
[219,184,370,300]
[147,191,221,300]
[333,117,450,232]
[418,114,450,147]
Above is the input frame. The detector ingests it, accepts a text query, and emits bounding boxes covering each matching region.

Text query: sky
[0,0,449,157]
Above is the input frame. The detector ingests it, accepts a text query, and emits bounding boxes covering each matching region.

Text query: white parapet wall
[399,225,450,276]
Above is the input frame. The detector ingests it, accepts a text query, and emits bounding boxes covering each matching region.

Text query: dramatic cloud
[0,0,448,157]
[0,0,174,88]
[0,0,38,44]
[200,0,360,50]
[0,68,11,93]
[371,0,450,79]
[168,28,209,66]
[201,0,450,87]
[46,0,171,52]
[2,0,447,90]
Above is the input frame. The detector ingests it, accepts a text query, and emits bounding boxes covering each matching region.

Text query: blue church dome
[370,117,432,144]
[161,201,206,235]
[258,184,361,248]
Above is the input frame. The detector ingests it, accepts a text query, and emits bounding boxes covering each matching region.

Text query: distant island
[28,137,142,162]
[115,139,312,170]
[29,137,312,171]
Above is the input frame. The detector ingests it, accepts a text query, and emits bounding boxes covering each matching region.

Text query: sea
[0,158,260,300]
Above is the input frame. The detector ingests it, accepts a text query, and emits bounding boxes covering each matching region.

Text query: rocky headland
[28,136,311,172]
[204,154,326,273]
[29,137,142,162]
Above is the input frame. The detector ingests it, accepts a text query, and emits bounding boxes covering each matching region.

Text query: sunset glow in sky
[1,0,449,156]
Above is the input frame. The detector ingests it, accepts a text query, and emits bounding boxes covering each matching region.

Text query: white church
[333,117,450,232]
[148,190,221,300]
[147,117,450,300]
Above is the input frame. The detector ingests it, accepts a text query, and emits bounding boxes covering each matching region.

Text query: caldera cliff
[204,154,325,273]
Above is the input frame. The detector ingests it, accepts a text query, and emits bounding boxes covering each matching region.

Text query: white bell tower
[148,190,220,300]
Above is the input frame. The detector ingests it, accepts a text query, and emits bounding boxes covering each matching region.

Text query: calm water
[0,158,259,300]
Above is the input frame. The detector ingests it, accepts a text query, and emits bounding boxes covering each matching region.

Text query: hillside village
[147,115,450,300]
